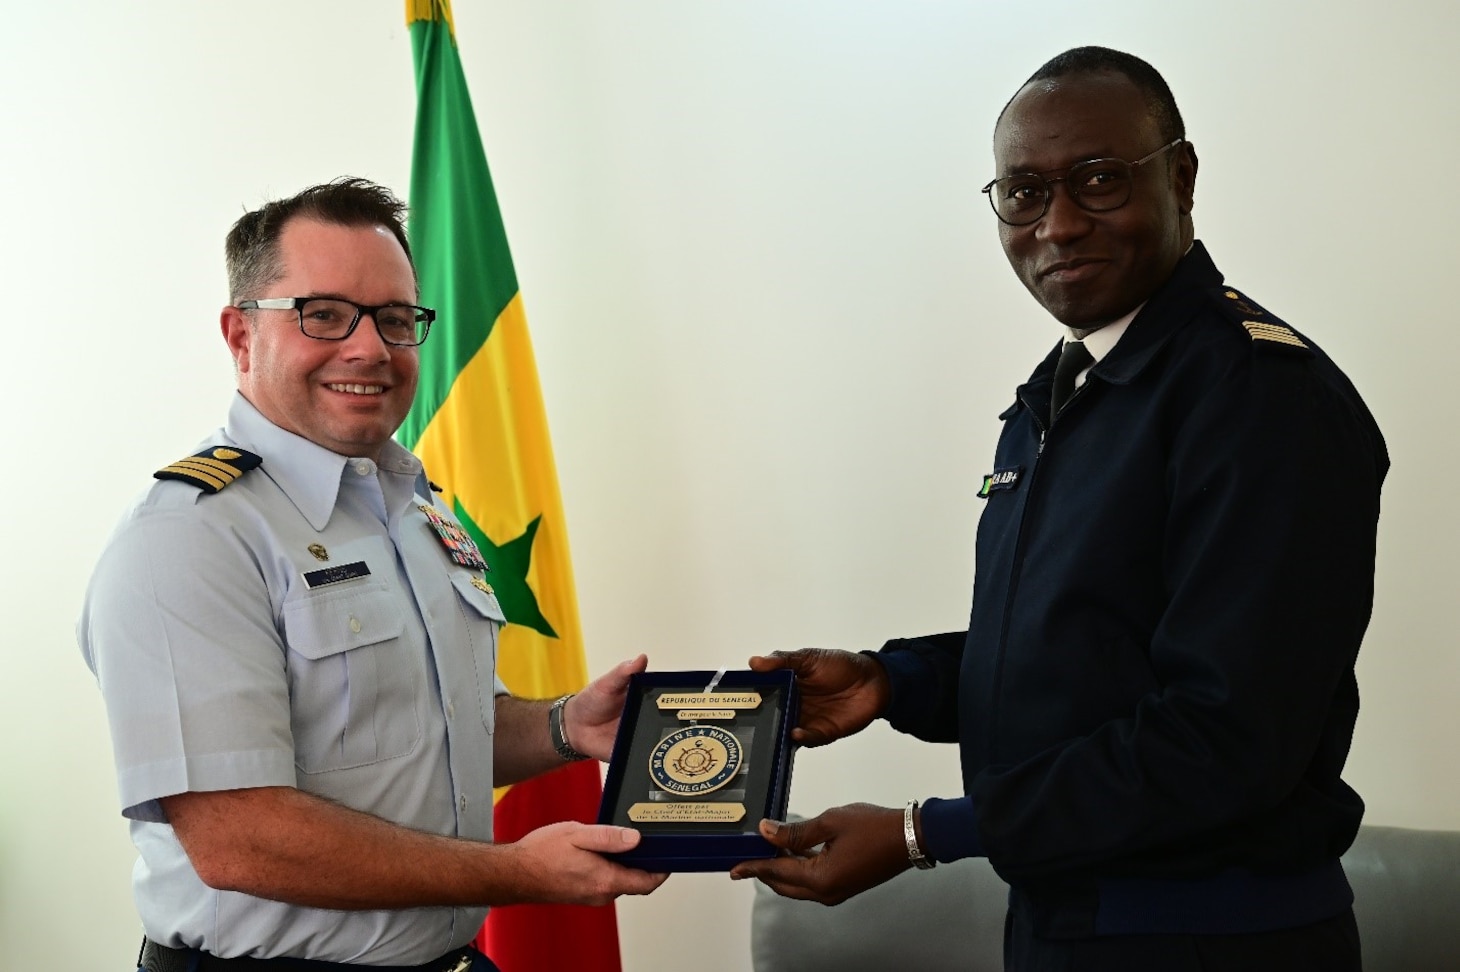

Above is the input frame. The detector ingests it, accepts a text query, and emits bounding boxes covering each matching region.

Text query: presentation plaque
[597,669,798,872]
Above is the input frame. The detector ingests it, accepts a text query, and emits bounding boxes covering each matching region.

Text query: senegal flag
[402,2,622,968]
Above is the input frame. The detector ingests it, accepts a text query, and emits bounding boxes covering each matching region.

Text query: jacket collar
[1018,240,1223,398]
[1085,240,1223,386]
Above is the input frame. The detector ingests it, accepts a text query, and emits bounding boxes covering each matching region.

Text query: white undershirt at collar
[1063,302,1143,389]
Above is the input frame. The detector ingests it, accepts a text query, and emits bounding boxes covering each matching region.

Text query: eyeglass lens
[299,299,430,346]
[990,159,1136,226]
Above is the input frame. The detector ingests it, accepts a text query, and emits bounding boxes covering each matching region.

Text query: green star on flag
[453,503,557,638]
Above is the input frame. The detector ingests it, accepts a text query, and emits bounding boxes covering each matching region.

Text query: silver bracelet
[549,694,589,762]
[904,799,936,869]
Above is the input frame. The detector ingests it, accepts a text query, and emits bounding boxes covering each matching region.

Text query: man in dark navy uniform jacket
[732,47,1388,971]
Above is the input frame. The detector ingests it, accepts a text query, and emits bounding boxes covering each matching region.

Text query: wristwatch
[549,694,589,762]
[904,799,936,869]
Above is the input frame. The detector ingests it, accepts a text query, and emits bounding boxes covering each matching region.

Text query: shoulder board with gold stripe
[1210,287,1311,353]
[154,447,263,494]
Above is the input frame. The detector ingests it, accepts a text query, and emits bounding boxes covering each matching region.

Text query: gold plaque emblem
[307,543,329,562]
[470,575,495,595]
[650,726,743,796]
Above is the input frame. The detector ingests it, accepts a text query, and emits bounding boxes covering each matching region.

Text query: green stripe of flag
[400,5,519,451]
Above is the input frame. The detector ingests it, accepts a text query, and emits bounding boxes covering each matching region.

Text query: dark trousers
[1004,908,1361,971]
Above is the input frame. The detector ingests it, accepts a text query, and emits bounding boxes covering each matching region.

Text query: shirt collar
[224,393,424,532]
[1054,242,1194,365]
[1064,303,1142,364]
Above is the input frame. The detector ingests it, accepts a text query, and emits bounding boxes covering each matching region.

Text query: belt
[139,938,485,972]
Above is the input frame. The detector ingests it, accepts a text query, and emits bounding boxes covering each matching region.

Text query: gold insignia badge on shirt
[307,543,329,562]
[470,574,495,595]
[154,447,263,494]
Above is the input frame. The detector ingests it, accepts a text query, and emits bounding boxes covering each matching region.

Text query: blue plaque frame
[597,669,798,872]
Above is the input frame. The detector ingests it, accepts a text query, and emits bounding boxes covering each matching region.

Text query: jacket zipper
[986,393,1049,760]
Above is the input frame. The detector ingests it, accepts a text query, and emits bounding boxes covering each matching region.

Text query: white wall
[3,2,1456,969]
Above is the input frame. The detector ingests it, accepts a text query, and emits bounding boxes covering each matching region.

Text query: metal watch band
[549,694,589,762]
[905,799,936,869]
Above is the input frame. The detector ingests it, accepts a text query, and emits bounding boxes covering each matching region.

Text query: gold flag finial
[406,0,456,38]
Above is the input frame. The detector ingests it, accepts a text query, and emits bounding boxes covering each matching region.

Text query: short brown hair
[224,177,415,303]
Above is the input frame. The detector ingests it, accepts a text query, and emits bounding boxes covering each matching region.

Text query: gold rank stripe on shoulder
[1213,288,1310,351]
[154,447,263,494]
[1242,320,1309,349]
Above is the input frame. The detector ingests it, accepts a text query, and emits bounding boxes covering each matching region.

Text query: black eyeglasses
[237,297,435,347]
[981,139,1184,226]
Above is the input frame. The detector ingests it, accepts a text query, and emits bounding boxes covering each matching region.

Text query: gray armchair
[751,824,1460,971]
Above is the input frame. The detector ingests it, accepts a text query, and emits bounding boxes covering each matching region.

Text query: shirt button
[460,795,468,813]
[354,461,371,476]
[349,616,361,633]
[446,701,456,719]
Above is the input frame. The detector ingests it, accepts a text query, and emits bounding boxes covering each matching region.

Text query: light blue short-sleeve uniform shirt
[79,394,510,964]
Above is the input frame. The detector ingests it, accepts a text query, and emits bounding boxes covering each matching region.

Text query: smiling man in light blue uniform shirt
[79,178,666,972]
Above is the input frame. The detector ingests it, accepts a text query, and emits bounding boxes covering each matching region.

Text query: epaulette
[1211,287,1311,353]
[154,447,263,494]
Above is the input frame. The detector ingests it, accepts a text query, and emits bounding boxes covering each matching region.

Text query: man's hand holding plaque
[725,649,915,904]
[747,649,891,747]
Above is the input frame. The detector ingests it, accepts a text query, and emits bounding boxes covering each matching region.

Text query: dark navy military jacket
[878,242,1388,936]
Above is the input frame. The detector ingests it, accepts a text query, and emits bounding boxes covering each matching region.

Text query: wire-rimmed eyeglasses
[981,139,1184,227]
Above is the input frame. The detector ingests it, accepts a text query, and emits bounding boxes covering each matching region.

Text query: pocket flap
[450,572,508,624]
[283,588,407,660]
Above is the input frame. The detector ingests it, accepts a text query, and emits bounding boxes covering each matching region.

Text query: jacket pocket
[282,586,421,774]
[450,572,506,733]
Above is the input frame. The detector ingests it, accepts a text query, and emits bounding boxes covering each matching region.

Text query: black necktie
[1051,340,1095,422]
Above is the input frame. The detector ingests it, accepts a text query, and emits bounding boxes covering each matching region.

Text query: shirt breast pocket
[449,573,506,734]
[282,585,422,774]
